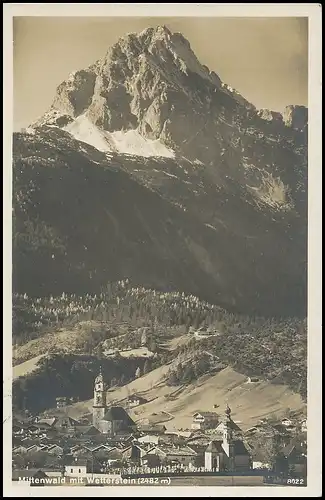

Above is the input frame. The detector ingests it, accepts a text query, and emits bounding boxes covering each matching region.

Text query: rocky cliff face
[33,26,307,214]
[14,26,307,317]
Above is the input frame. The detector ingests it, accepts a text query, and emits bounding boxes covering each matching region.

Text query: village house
[137,434,160,445]
[282,442,307,476]
[165,430,193,439]
[55,396,77,408]
[65,458,89,477]
[52,416,80,434]
[13,439,41,455]
[130,443,153,464]
[64,456,102,477]
[204,406,251,472]
[143,444,198,467]
[191,411,219,430]
[46,444,64,456]
[70,444,88,457]
[127,394,148,408]
[13,444,29,455]
[34,417,57,428]
[281,418,293,427]
[137,424,167,435]
[25,444,45,454]
[247,376,260,383]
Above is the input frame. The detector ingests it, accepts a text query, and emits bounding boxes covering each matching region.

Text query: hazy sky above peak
[13,16,308,131]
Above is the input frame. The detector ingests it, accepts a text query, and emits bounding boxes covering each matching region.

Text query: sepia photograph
[3,3,322,497]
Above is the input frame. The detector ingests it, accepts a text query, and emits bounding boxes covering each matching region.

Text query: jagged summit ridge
[30,26,249,159]
[29,26,307,215]
[31,25,307,164]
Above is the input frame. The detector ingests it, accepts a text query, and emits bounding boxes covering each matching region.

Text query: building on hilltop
[204,405,251,472]
[127,394,148,408]
[92,367,136,436]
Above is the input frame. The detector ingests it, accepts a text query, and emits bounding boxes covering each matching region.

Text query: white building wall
[205,452,213,471]
[65,465,87,477]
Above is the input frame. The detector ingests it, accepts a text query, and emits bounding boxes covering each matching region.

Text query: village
[12,368,307,486]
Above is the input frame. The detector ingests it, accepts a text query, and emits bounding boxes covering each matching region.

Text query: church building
[92,368,136,435]
[204,405,251,472]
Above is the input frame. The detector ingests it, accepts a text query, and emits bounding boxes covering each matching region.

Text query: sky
[13,16,308,131]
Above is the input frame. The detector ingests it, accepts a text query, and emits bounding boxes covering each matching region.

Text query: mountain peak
[32,26,223,150]
[31,26,306,167]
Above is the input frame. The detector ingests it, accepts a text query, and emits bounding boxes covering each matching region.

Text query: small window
[70,468,73,473]
[78,469,81,473]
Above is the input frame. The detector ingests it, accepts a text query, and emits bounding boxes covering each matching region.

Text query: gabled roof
[193,411,219,418]
[149,445,197,457]
[53,416,80,426]
[36,418,57,427]
[18,438,38,448]
[70,444,84,452]
[65,457,89,466]
[102,406,135,426]
[82,425,101,436]
[128,394,148,402]
[216,419,241,432]
[282,440,306,457]
[168,446,197,457]
[187,443,206,454]
[138,424,166,433]
[84,444,113,453]
[47,444,63,450]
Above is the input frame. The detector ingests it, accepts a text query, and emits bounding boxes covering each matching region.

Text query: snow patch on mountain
[63,115,175,158]
[110,130,175,158]
[247,173,293,211]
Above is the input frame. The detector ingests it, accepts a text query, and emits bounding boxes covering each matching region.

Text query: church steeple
[222,404,235,470]
[223,404,233,442]
[92,367,107,429]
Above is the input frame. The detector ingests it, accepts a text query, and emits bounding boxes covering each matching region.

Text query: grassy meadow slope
[52,365,304,431]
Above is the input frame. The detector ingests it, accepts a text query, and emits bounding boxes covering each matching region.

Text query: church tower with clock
[92,367,107,429]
